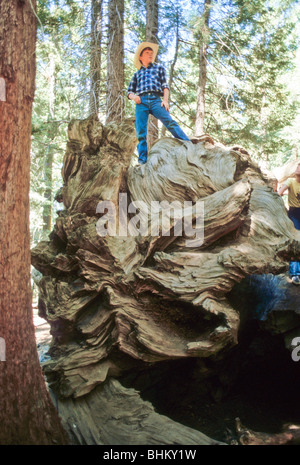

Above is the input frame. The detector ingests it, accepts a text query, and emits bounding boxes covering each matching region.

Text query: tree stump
[31,115,300,444]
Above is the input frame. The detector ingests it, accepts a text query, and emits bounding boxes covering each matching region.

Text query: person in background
[127,41,190,165]
[278,163,300,285]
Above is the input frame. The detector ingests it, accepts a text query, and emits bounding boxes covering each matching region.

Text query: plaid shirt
[127,63,169,97]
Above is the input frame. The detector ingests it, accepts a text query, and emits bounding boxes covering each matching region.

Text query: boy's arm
[278,178,291,196]
[159,65,170,111]
[128,93,141,104]
[278,184,289,196]
[161,88,170,112]
[127,73,140,103]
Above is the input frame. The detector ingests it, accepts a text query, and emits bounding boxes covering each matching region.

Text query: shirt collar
[141,62,154,70]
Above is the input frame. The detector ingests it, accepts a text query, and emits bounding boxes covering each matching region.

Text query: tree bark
[194,0,211,137]
[43,149,53,231]
[0,0,68,445]
[146,0,159,147]
[161,5,180,137]
[43,53,55,232]
[89,0,102,116]
[106,0,124,124]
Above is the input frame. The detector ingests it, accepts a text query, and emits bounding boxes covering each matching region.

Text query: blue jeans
[288,207,300,276]
[135,93,190,163]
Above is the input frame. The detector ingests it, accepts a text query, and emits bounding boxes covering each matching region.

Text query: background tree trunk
[194,0,211,137]
[42,148,53,232]
[89,0,102,115]
[161,5,180,137]
[43,53,55,232]
[0,0,67,445]
[106,0,124,124]
[146,0,159,147]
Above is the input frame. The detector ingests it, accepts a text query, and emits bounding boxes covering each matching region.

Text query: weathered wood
[61,116,136,214]
[51,378,224,445]
[31,115,300,401]
[31,115,300,444]
[235,417,300,445]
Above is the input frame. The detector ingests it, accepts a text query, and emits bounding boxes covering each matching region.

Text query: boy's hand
[134,95,141,104]
[161,99,170,112]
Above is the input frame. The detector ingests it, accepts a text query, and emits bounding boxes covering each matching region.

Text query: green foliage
[165,0,300,166]
[31,0,90,246]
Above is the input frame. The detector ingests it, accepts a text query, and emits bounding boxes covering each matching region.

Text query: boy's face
[139,48,154,67]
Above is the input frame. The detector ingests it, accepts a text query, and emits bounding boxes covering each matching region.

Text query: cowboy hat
[133,42,159,70]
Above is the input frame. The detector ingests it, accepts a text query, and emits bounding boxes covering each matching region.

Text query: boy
[127,42,190,164]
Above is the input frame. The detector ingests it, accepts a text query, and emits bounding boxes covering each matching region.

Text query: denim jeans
[288,207,300,276]
[135,93,190,163]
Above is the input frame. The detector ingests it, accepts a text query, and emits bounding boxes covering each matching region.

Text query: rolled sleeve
[127,73,137,98]
[159,65,169,90]
[285,178,292,188]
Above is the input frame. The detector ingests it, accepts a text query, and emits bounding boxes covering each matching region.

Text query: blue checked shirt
[127,63,169,97]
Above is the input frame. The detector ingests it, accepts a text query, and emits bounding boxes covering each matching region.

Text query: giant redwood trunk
[0,0,67,445]
[31,113,300,444]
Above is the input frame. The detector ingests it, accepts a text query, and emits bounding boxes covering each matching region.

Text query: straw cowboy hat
[134,42,159,70]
